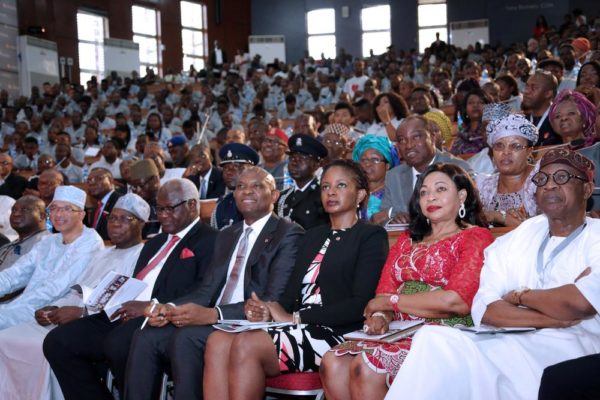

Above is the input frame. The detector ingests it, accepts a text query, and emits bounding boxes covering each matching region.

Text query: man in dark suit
[125,166,303,400]
[209,40,227,70]
[374,115,473,224]
[0,153,28,200]
[210,143,259,230]
[185,144,225,199]
[276,134,329,230]
[523,71,561,146]
[86,167,121,241]
[43,178,218,399]
[130,159,162,237]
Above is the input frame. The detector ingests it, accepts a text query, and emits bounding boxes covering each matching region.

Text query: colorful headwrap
[352,135,393,165]
[572,37,591,53]
[548,90,597,138]
[486,114,539,146]
[540,148,595,182]
[424,111,453,144]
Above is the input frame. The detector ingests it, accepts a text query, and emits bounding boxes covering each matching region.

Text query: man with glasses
[276,134,328,229]
[385,148,600,400]
[211,143,259,229]
[86,168,122,240]
[0,193,147,399]
[373,115,472,225]
[259,128,290,191]
[0,186,103,330]
[130,159,161,237]
[44,179,218,399]
[321,123,349,163]
[125,167,303,400]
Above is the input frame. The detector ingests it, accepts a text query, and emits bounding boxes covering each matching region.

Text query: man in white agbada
[387,148,600,400]
[0,186,103,330]
[0,193,148,400]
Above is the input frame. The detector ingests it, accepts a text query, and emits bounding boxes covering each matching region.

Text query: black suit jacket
[279,221,389,335]
[186,167,226,199]
[174,214,304,319]
[87,191,121,240]
[133,220,218,302]
[0,173,28,199]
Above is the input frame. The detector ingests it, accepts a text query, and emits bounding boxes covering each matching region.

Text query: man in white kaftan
[387,149,600,400]
[0,186,104,330]
[0,193,149,400]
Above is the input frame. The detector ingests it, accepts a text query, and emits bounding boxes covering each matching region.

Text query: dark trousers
[539,353,600,400]
[43,313,142,400]
[125,324,215,400]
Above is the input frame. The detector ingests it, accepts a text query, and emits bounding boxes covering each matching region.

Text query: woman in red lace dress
[320,163,495,400]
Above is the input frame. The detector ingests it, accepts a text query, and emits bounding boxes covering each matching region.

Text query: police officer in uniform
[276,134,329,230]
[210,143,259,230]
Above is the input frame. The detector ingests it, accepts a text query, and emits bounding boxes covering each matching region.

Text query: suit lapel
[133,234,168,275]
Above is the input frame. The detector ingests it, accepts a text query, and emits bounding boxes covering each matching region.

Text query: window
[132,5,161,76]
[306,8,336,60]
[361,5,391,57]
[418,1,447,54]
[181,1,208,71]
[77,11,108,84]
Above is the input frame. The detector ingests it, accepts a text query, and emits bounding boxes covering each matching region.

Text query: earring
[458,202,466,219]
[426,218,430,225]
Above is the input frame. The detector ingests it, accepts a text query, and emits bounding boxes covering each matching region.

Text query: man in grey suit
[124,166,304,400]
[373,115,473,224]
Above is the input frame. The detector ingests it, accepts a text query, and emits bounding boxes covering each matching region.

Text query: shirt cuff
[214,305,223,321]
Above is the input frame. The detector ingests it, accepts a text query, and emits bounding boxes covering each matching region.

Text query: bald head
[234,166,279,224]
[0,153,13,178]
[38,169,64,203]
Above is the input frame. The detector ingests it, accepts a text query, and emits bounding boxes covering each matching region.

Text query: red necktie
[92,201,103,229]
[219,227,252,304]
[136,235,181,280]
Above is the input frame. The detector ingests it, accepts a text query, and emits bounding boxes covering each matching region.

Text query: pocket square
[180,247,195,259]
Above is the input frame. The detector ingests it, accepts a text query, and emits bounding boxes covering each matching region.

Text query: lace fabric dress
[475,166,539,218]
[331,226,495,386]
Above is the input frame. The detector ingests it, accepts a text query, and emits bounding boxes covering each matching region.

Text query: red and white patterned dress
[331,226,495,386]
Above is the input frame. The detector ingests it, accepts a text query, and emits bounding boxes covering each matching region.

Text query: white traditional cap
[114,193,150,222]
[51,186,86,210]
[486,114,539,146]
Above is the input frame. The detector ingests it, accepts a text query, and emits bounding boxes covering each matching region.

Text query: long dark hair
[576,61,600,88]
[322,159,370,209]
[408,163,486,241]
[461,88,492,126]
[373,92,409,123]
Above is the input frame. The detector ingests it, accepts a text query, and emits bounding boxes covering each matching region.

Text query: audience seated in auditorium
[0,186,103,330]
[0,153,28,200]
[202,160,388,400]
[385,148,599,400]
[44,179,218,398]
[321,163,494,399]
[125,167,303,400]
[0,193,147,400]
[375,115,472,225]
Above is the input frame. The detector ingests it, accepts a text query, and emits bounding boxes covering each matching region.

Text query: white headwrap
[486,114,539,146]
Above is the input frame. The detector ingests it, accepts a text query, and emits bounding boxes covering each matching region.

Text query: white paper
[343,319,425,342]
[83,271,147,320]
[456,324,536,334]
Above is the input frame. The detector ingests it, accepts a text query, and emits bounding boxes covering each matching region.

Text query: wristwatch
[389,294,400,313]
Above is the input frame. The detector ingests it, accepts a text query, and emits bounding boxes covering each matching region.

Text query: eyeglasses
[359,157,386,165]
[156,200,189,214]
[531,170,587,187]
[0,161,11,166]
[263,138,284,145]
[48,205,81,214]
[492,142,528,152]
[107,215,138,224]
